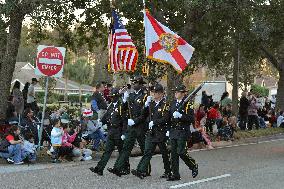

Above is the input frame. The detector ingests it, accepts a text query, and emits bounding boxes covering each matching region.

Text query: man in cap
[82,109,106,152]
[167,85,198,181]
[131,83,171,179]
[108,76,149,176]
[27,78,39,115]
[89,88,129,175]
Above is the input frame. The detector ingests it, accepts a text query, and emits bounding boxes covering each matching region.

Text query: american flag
[108,10,138,72]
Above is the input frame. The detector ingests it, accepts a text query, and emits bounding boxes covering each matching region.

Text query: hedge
[36,91,92,104]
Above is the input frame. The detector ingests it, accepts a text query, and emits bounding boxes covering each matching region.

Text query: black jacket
[101,101,127,140]
[126,90,148,134]
[239,96,250,116]
[142,98,170,142]
[169,98,194,140]
[91,91,108,111]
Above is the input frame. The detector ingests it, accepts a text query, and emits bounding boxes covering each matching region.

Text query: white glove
[145,96,153,107]
[148,121,154,130]
[128,119,135,126]
[166,131,170,137]
[123,91,129,103]
[173,111,182,118]
[121,135,126,141]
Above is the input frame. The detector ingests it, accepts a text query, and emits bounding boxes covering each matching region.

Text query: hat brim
[172,89,188,92]
[61,119,70,124]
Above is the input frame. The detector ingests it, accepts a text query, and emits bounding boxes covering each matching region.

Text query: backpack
[0,139,10,153]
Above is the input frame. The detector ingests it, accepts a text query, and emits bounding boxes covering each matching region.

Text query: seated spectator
[21,108,40,145]
[59,123,77,161]
[268,110,277,128]
[277,111,284,128]
[206,103,222,134]
[82,109,106,151]
[190,104,213,149]
[68,121,93,161]
[0,126,24,165]
[217,119,234,141]
[50,119,63,163]
[22,132,37,163]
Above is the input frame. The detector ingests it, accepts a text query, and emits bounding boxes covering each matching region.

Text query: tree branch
[260,45,281,71]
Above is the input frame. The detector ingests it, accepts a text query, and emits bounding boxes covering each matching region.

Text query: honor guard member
[108,76,149,176]
[89,88,129,175]
[131,84,171,179]
[167,85,198,181]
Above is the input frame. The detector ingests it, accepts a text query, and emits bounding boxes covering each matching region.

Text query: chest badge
[158,108,162,112]
[137,99,141,103]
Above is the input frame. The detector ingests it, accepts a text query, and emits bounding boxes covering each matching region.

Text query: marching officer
[131,84,171,179]
[89,88,129,175]
[167,85,198,181]
[108,76,149,176]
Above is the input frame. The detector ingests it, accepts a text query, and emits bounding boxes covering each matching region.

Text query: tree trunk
[232,48,240,115]
[166,67,183,102]
[0,13,24,118]
[79,85,82,103]
[276,68,284,111]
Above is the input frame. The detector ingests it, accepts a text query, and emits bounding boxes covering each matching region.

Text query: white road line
[170,174,231,189]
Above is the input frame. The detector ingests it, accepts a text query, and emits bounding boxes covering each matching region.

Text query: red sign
[35,46,65,77]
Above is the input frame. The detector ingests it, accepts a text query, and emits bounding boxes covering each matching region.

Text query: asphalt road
[0,139,284,189]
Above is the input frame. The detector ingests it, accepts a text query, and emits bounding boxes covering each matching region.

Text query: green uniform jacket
[142,98,170,143]
[101,101,127,140]
[169,98,195,140]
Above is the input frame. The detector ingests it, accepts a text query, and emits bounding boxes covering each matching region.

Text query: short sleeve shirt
[6,135,15,142]
[27,84,35,103]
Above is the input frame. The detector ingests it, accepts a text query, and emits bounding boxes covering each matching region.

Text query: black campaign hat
[172,85,188,92]
[130,76,147,85]
[108,88,120,97]
[151,84,164,93]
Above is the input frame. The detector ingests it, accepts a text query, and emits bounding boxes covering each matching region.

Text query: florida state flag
[144,10,195,72]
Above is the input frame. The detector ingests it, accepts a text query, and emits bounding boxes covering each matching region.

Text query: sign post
[35,45,66,148]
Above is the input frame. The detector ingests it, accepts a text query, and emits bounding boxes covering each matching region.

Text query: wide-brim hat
[108,88,120,97]
[172,85,188,92]
[151,84,164,93]
[130,76,147,85]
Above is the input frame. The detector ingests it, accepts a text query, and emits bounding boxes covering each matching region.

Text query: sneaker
[14,161,24,165]
[166,175,181,181]
[7,158,14,164]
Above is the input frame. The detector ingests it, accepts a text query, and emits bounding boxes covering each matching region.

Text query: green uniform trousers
[137,136,171,174]
[96,138,129,171]
[113,128,146,171]
[170,138,196,177]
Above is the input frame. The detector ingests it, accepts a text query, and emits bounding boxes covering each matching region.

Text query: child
[50,118,63,163]
[218,119,234,141]
[22,132,37,163]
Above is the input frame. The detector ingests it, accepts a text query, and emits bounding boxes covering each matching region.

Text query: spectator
[91,83,108,119]
[268,110,277,128]
[220,92,232,110]
[217,119,234,141]
[206,103,222,134]
[22,82,30,109]
[60,124,77,161]
[21,108,39,145]
[103,83,112,104]
[50,118,63,163]
[0,126,24,165]
[277,111,284,128]
[6,95,17,123]
[11,81,24,116]
[201,91,210,110]
[247,93,260,130]
[82,109,106,151]
[239,92,250,130]
[27,78,39,115]
[22,132,37,163]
